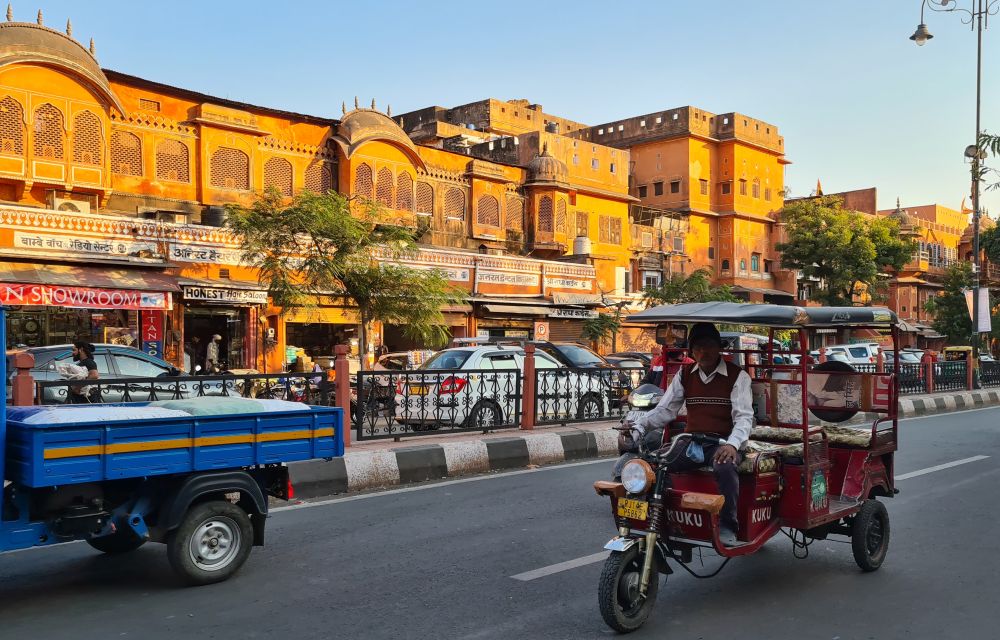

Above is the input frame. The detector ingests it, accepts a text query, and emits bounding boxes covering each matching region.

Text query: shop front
[281,305,360,366]
[178,280,268,373]
[475,302,550,339]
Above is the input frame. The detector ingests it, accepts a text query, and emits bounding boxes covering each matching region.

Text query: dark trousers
[666,441,740,531]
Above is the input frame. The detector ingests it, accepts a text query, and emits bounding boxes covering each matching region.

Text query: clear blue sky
[30,0,1000,216]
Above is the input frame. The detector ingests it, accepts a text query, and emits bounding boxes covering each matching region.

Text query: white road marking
[510,551,610,581]
[509,454,993,581]
[895,455,990,480]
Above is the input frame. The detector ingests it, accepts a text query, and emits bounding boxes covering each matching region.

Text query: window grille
[396,172,413,211]
[555,198,567,234]
[305,161,333,194]
[355,163,373,199]
[72,111,102,165]
[264,157,293,196]
[0,96,24,155]
[576,211,589,237]
[376,167,394,206]
[506,195,523,231]
[416,182,434,215]
[477,195,500,226]
[111,130,142,176]
[33,103,64,159]
[156,139,189,182]
[444,188,465,220]
[537,196,553,232]
[210,147,250,190]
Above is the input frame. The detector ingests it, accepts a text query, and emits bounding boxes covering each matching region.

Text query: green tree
[226,189,464,366]
[776,196,916,306]
[641,268,738,307]
[582,313,622,348]
[924,262,973,346]
[980,224,1000,265]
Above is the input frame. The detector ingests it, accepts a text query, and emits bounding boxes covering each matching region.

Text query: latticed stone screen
[72,111,102,165]
[416,182,434,215]
[576,211,589,238]
[600,215,622,244]
[33,103,63,159]
[0,96,24,155]
[376,167,393,206]
[505,195,524,232]
[477,195,500,226]
[555,198,567,234]
[395,172,413,211]
[156,139,190,182]
[111,130,142,176]
[355,163,374,199]
[537,196,553,232]
[444,188,465,219]
[264,157,293,196]
[305,162,333,193]
[210,147,250,190]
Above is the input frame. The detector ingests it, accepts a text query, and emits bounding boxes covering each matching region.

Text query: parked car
[606,352,653,368]
[884,350,922,365]
[605,356,648,370]
[393,346,608,430]
[4,343,230,403]
[811,343,882,365]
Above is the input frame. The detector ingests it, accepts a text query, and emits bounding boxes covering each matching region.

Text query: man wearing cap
[629,322,754,546]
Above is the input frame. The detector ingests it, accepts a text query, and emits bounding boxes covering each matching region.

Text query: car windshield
[556,344,605,366]
[420,350,472,370]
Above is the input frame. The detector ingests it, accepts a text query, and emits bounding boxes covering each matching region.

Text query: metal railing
[535,367,645,425]
[33,372,332,406]
[933,361,967,392]
[980,362,1000,387]
[354,369,521,441]
[897,362,927,395]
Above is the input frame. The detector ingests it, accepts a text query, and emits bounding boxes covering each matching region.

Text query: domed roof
[526,143,568,186]
[0,18,124,113]
[888,198,913,228]
[961,215,994,246]
[333,104,422,167]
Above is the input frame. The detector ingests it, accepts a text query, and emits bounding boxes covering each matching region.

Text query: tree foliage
[776,196,917,306]
[980,224,1000,265]
[641,268,738,307]
[226,189,464,363]
[582,313,622,344]
[924,262,973,346]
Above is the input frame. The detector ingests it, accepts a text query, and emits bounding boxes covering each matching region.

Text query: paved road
[2,407,998,640]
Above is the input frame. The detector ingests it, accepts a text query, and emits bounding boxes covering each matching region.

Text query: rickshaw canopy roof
[627,302,898,328]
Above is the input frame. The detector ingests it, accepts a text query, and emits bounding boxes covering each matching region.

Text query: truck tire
[167,500,254,586]
[87,530,145,554]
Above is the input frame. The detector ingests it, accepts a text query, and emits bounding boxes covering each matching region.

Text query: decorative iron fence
[897,362,927,395]
[980,362,1000,387]
[354,369,521,441]
[535,367,645,425]
[933,361,967,392]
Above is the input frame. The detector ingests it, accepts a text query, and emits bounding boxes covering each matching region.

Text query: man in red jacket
[631,322,753,546]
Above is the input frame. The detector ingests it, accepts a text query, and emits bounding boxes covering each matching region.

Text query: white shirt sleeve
[634,372,685,432]
[727,370,754,449]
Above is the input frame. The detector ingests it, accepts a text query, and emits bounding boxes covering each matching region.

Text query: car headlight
[621,459,655,494]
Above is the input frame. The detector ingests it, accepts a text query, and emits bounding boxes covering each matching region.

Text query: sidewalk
[288,388,1000,498]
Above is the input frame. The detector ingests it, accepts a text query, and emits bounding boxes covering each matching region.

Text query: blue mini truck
[0,312,344,585]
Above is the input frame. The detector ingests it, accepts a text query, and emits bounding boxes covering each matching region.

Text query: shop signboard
[476,270,541,287]
[549,308,599,319]
[551,292,601,306]
[182,286,268,305]
[169,243,245,266]
[142,310,164,359]
[0,283,170,310]
[543,276,592,291]
[11,231,161,263]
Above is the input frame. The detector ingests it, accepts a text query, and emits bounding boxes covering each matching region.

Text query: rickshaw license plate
[617,498,648,520]
[409,385,429,395]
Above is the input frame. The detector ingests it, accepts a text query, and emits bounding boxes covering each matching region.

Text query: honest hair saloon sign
[182,285,268,305]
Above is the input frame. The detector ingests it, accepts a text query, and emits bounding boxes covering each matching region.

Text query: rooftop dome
[888,197,913,228]
[961,215,994,246]
[332,100,422,167]
[0,12,124,113]
[526,143,568,186]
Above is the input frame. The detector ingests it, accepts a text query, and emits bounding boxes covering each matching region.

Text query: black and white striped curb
[288,389,1000,498]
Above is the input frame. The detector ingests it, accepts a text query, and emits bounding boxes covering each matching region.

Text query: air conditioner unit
[52,198,90,214]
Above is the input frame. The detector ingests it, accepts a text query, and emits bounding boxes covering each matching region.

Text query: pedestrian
[68,341,100,404]
[205,334,221,373]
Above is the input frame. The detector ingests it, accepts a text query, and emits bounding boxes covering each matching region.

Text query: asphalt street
[2,407,998,640]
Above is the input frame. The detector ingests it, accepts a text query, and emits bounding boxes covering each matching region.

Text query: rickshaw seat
[751,425,873,448]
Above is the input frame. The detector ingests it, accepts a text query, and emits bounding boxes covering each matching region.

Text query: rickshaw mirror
[656,323,688,346]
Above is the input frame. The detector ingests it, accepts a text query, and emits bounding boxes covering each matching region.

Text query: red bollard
[334,344,351,447]
[876,350,885,373]
[923,353,935,394]
[521,343,536,430]
[12,352,35,406]
[818,347,827,364]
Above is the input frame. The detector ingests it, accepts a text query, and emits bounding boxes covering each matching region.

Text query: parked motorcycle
[612,383,666,481]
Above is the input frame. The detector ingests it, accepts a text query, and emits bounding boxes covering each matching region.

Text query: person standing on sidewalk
[68,341,100,404]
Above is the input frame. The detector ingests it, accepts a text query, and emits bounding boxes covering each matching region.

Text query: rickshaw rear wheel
[851,499,890,572]
[598,545,659,633]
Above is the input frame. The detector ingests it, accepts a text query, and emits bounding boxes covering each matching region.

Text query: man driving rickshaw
[629,322,753,546]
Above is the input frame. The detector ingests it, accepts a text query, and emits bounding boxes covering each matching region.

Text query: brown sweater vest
[680,360,743,438]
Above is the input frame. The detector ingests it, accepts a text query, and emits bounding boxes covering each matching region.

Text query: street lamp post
[911,0,998,356]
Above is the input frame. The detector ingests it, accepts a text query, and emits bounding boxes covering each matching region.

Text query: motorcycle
[612,383,666,481]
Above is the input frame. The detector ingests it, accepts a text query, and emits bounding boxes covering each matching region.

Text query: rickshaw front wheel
[598,545,659,633]
[851,499,890,572]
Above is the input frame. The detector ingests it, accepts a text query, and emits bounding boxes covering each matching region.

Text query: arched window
[416,182,434,216]
[506,195,524,232]
[721,259,731,271]
[156,139,190,182]
[444,188,465,220]
[477,195,500,226]
[740,258,747,271]
[0,96,24,155]
[376,167,394,206]
[751,253,760,272]
[72,110,102,165]
[396,173,413,211]
[555,198,567,234]
[354,163,373,199]
[752,179,761,199]
[304,161,333,194]
[210,147,250,190]
[537,196,553,232]
[110,130,142,176]
[264,157,293,196]
[33,103,64,159]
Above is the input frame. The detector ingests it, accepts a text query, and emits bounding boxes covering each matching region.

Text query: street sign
[534,321,549,340]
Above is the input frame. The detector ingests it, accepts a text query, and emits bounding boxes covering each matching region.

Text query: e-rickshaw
[594,303,898,633]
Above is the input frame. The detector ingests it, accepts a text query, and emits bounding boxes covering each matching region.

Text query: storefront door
[184,307,246,370]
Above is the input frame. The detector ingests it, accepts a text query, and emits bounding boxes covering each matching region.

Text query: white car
[393,346,609,430]
[813,343,882,365]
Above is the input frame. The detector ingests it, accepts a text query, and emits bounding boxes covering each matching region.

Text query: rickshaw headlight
[629,392,656,408]
[621,459,654,494]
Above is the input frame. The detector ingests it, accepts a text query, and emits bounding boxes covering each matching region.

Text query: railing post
[876,350,885,373]
[334,344,351,447]
[923,353,935,394]
[818,347,827,363]
[12,352,34,406]
[521,343,536,430]
[967,358,974,391]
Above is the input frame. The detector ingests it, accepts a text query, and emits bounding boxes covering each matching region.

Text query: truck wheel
[598,545,659,633]
[87,530,145,554]
[851,499,890,572]
[167,500,254,586]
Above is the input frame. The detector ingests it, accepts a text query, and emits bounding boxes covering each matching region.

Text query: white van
[820,342,882,365]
